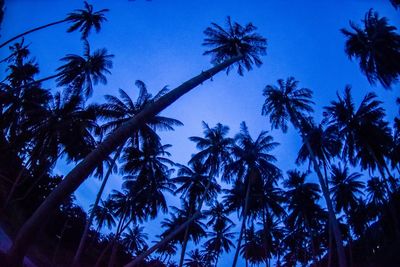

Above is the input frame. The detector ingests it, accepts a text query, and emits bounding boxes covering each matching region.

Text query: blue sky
[2,0,400,266]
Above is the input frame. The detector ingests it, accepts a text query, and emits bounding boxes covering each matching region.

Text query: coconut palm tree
[240,223,267,266]
[329,164,365,215]
[184,249,207,267]
[7,17,267,267]
[204,200,234,232]
[224,122,280,267]
[172,162,221,267]
[0,1,109,48]
[54,40,113,98]
[341,9,400,88]
[284,170,326,266]
[121,225,148,255]
[72,84,182,267]
[189,122,233,177]
[92,198,116,232]
[160,203,207,262]
[323,86,393,182]
[203,224,235,266]
[262,77,347,267]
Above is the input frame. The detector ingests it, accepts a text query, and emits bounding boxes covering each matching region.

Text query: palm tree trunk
[5,55,242,267]
[72,145,123,267]
[232,178,252,267]
[327,220,332,267]
[288,109,346,267]
[2,157,32,210]
[178,228,189,267]
[12,149,66,204]
[0,19,69,48]
[51,218,69,265]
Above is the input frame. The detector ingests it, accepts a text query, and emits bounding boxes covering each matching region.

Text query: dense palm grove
[0,1,400,267]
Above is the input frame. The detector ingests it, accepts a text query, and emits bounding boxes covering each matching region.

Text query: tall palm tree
[72,83,182,267]
[183,249,207,267]
[341,9,400,88]
[284,170,326,266]
[330,164,365,215]
[262,77,347,267]
[121,225,148,255]
[204,200,234,232]
[54,40,113,98]
[240,224,266,266]
[92,198,116,232]
[160,203,207,262]
[203,224,235,266]
[189,122,233,177]
[0,1,109,48]
[224,122,280,267]
[173,161,221,267]
[7,17,267,267]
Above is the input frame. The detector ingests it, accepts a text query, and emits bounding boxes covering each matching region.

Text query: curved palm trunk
[288,110,346,267]
[232,178,252,267]
[72,145,123,267]
[5,55,242,267]
[0,19,68,48]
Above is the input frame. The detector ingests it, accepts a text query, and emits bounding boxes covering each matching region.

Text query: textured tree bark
[6,55,242,267]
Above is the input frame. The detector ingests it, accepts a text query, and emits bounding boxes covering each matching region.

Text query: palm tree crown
[341,9,400,88]
[203,16,267,75]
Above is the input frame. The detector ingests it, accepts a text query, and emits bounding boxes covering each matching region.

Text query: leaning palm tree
[224,122,280,267]
[0,1,109,48]
[72,83,182,267]
[341,9,400,88]
[6,17,267,267]
[262,77,347,267]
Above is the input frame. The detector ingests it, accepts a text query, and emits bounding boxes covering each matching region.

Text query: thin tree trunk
[12,149,66,204]
[3,158,32,210]
[179,225,190,267]
[327,220,333,267]
[71,145,123,267]
[0,19,68,48]
[51,218,69,265]
[232,177,252,267]
[288,110,346,267]
[6,55,242,267]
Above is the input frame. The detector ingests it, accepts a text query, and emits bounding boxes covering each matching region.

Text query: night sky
[2,0,400,265]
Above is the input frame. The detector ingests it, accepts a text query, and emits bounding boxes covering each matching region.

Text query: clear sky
[2,0,400,266]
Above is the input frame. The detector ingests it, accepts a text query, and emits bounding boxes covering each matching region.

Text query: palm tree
[121,225,148,255]
[240,224,266,266]
[92,198,116,232]
[204,200,234,232]
[262,77,346,267]
[341,9,400,88]
[324,86,393,180]
[54,40,113,98]
[0,1,109,48]
[160,203,207,262]
[72,83,182,267]
[284,170,326,266]
[330,164,365,215]
[173,161,221,267]
[224,122,280,267]
[391,0,400,9]
[189,122,233,177]
[184,249,207,267]
[203,16,267,75]
[7,17,267,266]
[203,224,235,266]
